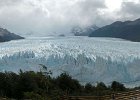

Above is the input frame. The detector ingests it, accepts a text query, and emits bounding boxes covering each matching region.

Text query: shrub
[111,81,126,91]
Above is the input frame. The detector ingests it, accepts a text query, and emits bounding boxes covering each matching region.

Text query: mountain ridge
[89,18,140,42]
[0,27,24,42]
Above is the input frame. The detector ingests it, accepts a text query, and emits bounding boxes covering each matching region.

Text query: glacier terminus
[0,36,140,87]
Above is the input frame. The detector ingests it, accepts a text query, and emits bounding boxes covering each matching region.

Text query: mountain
[89,18,140,42]
[71,25,99,36]
[0,27,24,42]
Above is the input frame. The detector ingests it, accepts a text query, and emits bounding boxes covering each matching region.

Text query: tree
[55,73,81,94]
[16,71,39,98]
[111,81,126,91]
[96,82,107,90]
[85,83,93,93]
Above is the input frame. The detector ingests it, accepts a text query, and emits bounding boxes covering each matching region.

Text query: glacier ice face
[0,36,140,87]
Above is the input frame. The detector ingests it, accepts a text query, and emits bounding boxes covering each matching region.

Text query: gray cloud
[0,0,20,6]
[0,0,140,36]
[116,1,140,21]
[122,2,140,15]
[0,0,108,36]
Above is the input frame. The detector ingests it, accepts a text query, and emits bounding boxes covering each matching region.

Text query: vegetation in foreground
[0,68,139,100]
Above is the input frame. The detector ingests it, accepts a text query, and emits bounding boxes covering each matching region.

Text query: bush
[96,82,107,90]
[111,81,126,91]
[24,92,44,100]
[55,73,81,94]
[85,83,93,93]
[0,70,128,99]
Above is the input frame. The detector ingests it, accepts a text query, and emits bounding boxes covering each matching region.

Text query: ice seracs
[0,36,140,87]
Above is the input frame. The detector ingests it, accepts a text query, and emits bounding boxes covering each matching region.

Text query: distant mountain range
[71,25,99,36]
[89,18,140,42]
[0,27,24,42]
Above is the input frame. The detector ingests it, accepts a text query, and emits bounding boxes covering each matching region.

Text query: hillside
[89,18,140,42]
[0,27,24,42]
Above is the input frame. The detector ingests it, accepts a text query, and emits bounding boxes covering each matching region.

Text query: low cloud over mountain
[0,0,140,36]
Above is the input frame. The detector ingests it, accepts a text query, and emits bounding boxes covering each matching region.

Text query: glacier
[0,36,140,87]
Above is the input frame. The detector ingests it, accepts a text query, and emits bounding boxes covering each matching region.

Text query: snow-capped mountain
[0,36,140,87]
[71,25,99,36]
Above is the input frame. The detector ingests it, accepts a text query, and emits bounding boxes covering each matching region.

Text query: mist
[0,0,140,36]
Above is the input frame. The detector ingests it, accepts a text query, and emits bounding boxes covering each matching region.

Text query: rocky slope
[0,27,24,42]
[89,18,140,42]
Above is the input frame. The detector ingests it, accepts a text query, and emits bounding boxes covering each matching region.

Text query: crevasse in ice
[0,36,140,87]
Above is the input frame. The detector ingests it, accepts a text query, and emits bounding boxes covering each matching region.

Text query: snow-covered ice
[0,36,140,87]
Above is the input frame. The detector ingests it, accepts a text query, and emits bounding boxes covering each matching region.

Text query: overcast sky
[0,0,140,36]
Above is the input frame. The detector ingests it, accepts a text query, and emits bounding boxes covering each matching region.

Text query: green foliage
[0,72,19,98]
[24,92,44,100]
[55,73,81,94]
[111,81,126,91]
[84,83,93,93]
[96,82,107,90]
[0,70,129,99]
